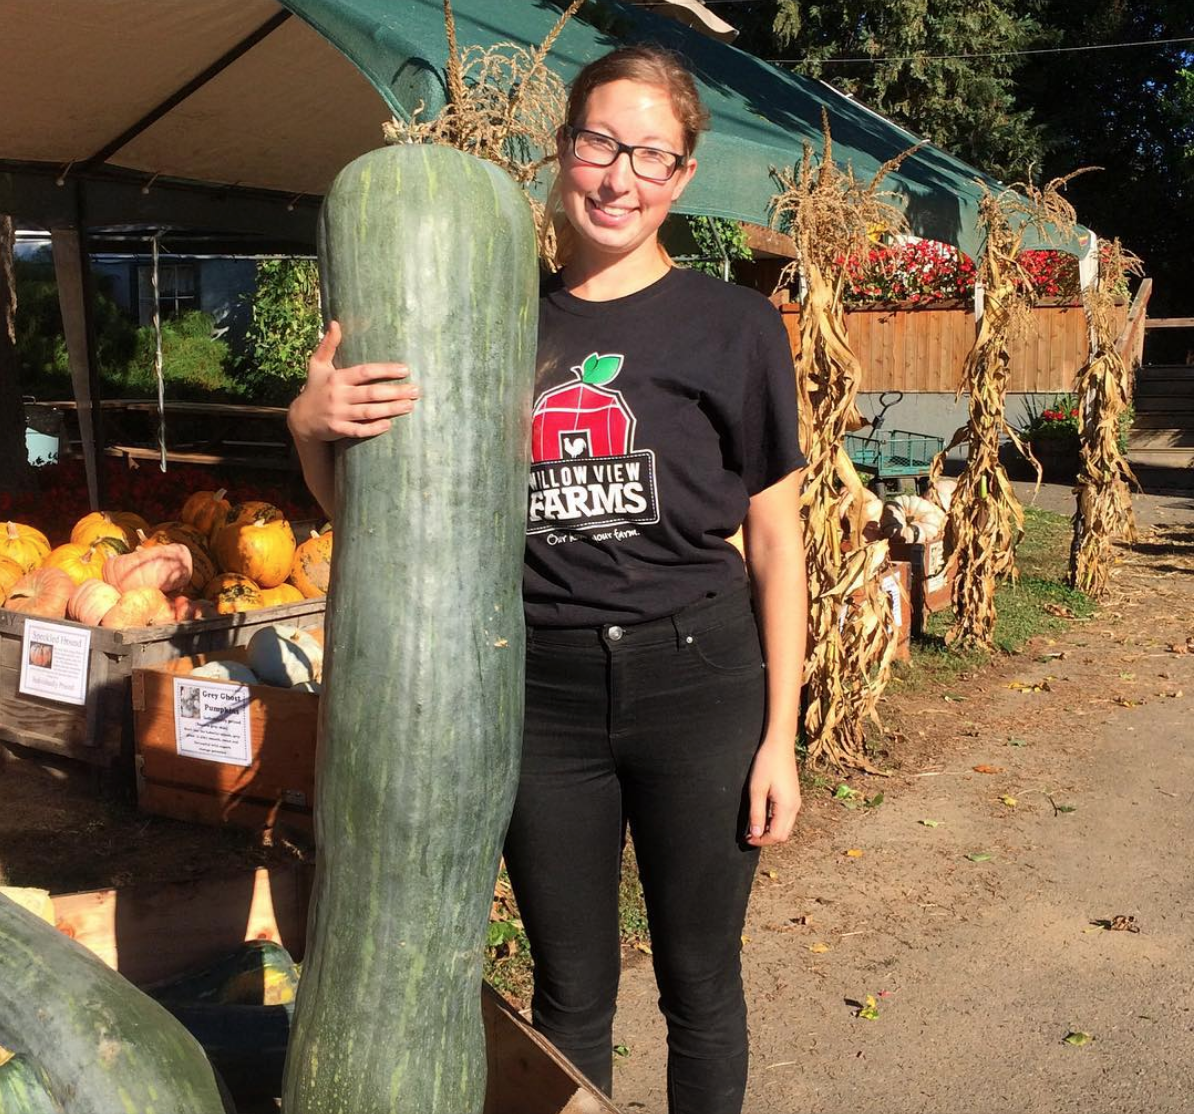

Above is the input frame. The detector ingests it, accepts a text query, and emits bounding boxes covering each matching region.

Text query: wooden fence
[778,301,1131,393]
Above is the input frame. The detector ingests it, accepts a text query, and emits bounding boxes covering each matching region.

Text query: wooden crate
[887,538,953,635]
[132,650,319,835]
[0,599,325,773]
[49,866,619,1114]
[845,560,912,662]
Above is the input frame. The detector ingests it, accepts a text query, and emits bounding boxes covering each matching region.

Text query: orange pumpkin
[172,595,218,623]
[289,528,332,598]
[203,573,265,614]
[0,556,25,598]
[103,544,193,595]
[224,500,279,528]
[136,527,215,597]
[260,582,305,608]
[100,586,175,629]
[42,542,109,586]
[66,579,122,626]
[213,510,296,589]
[181,489,232,543]
[4,567,74,619]
[70,510,149,550]
[1,521,52,572]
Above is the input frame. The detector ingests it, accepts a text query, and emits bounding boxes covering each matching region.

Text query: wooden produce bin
[888,538,952,635]
[844,560,912,662]
[50,866,619,1114]
[0,599,325,773]
[132,650,319,835]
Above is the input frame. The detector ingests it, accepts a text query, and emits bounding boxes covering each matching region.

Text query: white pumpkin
[246,624,324,688]
[190,660,261,685]
[880,495,947,544]
[929,477,958,514]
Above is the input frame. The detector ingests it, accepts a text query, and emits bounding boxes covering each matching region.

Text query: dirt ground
[612,484,1194,1114]
[1,483,1191,1114]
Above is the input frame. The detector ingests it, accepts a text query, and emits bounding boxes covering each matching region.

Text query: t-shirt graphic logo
[528,352,660,535]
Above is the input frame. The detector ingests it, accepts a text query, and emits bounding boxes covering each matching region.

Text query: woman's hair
[546,45,710,268]
[565,44,711,158]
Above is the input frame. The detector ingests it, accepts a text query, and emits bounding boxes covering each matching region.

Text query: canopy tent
[2,0,1090,256]
[1,0,1092,505]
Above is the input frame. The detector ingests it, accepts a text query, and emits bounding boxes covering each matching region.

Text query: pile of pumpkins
[0,489,332,630]
[843,477,958,547]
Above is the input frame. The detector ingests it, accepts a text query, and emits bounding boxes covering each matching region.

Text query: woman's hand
[287,320,421,443]
[745,736,802,847]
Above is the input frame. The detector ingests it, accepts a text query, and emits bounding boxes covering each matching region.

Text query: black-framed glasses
[567,126,687,183]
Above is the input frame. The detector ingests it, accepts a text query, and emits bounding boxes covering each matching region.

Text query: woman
[289,45,808,1114]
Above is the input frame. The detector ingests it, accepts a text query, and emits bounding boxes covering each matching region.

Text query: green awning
[283,0,1091,260]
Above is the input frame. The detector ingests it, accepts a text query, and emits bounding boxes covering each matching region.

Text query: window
[136,262,198,324]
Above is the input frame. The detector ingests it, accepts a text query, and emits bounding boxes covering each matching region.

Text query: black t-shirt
[523,266,806,627]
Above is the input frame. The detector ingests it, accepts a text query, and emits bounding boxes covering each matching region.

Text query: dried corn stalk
[1069,239,1143,596]
[929,174,1083,648]
[383,0,582,259]
[770,119,916,771]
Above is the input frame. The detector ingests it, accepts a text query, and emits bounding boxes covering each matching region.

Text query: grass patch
[900,505,1095,686]
[483,843,653,1008]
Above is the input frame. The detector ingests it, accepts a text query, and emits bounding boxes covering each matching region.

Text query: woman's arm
[287,321,421,518]
[742,467,808,847]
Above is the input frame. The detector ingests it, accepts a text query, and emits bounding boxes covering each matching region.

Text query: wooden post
[50,198,104,508]
[0,214,33,495]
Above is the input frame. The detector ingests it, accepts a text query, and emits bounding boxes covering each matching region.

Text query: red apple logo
[532,353,635,462]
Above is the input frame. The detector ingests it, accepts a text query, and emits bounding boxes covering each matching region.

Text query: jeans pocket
[689,615,764,676]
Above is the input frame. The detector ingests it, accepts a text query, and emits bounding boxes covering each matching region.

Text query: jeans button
[607,625,624,641]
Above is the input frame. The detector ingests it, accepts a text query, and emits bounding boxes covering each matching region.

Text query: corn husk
[382,0,582,262]
[770,119,917,770]
[930,174,1085,649]
[1069,240,1143,596]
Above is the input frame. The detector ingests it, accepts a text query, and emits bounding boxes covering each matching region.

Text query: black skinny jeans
[503,583,765,1114]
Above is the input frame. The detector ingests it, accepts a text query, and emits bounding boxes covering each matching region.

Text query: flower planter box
[0,599,325,778]
[48,866,620,1114]
[1028,438,1080,483]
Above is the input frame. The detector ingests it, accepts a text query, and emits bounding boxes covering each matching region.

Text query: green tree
[1016,0,1194,316]
[737,0,1045,179]
[242,259,321,403]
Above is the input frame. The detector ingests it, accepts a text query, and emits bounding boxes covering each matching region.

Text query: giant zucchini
[0,894,232,1113]
[281,144,538,1112]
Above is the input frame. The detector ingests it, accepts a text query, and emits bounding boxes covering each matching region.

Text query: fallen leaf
[1119,672,1136,681]
[965,852,993,862]
[741,935,750,946]
[943,693,966,703]
[1063,1031,1093,1046]
[973,764,1004,775]
[808,942,831,954]
[845,848,864,858]
[1109,914,1141,933]
[614,1043,630,1058]
[1008,737,1029,747]
[1114,696,1143,708]
[764,869,779,880]
[634,942,653,955]
[1055,803,1077,814]
[919,819,941,828]
[1045,603,1076,619]
[864,792,885,809]
[856,995,880,1020]
[1000,795,1018,807]
[833,784,860,801]
[1009,680,1052,693]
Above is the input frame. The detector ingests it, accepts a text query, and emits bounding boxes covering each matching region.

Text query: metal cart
[846,391,944,493]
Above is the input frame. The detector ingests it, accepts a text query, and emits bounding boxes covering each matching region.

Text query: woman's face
[557,79,697,265]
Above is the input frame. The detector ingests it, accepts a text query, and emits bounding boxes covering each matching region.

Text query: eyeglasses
[567,126,687,183]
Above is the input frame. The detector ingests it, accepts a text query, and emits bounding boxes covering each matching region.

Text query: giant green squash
[281,144,538,1113]
[0,895,232,1114]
